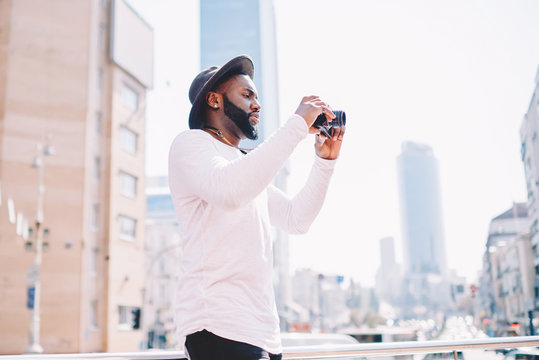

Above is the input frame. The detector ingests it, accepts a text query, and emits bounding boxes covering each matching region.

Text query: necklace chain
[203,126,253,154]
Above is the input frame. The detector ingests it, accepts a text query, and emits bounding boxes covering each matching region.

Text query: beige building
[0,0,153,354]
[498,233,534,327]
[479,203,531,332]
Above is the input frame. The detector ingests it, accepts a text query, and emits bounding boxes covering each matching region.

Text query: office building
[375,237,403,305]
[0,0,152,353]
[520,65,539,311]
[397,142,448,277]
[396,142,450,312]
[291,269,351,332]
[479,203,531,331]
[200,0,280,147]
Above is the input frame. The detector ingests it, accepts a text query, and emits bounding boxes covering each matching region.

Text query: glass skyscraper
[397,142,451,313]
[200,0,280,148]
[397,142,447,277]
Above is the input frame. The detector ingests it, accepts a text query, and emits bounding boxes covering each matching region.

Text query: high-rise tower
[397,142,448,277]
[396,142,450,312]
[200,0,280,147]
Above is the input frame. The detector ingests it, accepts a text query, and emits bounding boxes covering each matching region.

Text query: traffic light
[131,308,141,329]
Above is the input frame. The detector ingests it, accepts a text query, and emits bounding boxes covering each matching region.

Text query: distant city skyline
[127,0,539,286]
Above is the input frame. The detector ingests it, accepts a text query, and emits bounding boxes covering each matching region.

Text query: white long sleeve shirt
[168,114,336,354]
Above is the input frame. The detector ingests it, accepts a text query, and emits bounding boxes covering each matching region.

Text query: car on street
[503,347,539,359]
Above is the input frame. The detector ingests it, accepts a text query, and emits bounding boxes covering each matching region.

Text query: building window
[118,305,132,329]
[95,111,102,135]
[90,246,98,276]
[118,305,140,330]
[98,23,106,51]
[159,284,166,300]
[97,67,103,91]
[120,171,137,198]
[91,204,99,231]
[119,215,136,240]
[122,84,138,112]
[120,127,138,154]
[90,300,98,329]
[531,219,538,239]
[158,259,165,275]
[94,157,100,182]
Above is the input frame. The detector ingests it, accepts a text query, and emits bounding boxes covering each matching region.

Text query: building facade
[396,141,450,314]
[144,176,180,350]
[375,237,403,306]
[499,233,534,328]
[0,0,152,354]
[397,142,447,277]
[200,0,280,148]
[478,204,531,334]
[520,65,539,312]
[291,269,357,332]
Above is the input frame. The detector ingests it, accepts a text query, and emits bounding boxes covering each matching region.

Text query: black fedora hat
[188,55,254,129]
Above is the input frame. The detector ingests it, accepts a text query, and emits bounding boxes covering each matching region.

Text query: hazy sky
[128,0,539,287]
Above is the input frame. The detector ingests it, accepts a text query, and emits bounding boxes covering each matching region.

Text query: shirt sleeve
[168,115,309,209]
[267,155,336,234]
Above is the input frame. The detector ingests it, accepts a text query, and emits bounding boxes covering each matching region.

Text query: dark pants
[185,329,282,360]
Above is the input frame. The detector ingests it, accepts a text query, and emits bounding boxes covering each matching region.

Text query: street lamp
[25,139,54,354]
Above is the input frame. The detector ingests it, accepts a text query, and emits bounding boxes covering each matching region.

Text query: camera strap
[202,126,253,155]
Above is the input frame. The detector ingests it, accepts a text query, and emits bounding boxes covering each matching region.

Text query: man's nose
[252,98,261,111]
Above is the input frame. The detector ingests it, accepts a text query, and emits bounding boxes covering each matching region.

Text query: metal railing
[2,336,539,359]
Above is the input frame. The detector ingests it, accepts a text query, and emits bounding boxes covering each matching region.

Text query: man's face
[222,94,258,140]
[218,74,261,140]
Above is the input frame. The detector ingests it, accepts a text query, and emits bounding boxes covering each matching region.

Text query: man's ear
[206,91,220,109]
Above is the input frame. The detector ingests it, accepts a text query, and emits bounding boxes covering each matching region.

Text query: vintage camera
[313,110,346,138]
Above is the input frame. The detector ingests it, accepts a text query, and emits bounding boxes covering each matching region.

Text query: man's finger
[333,123,346,140]
[338,125,346,140]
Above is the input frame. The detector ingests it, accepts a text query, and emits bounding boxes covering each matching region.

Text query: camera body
[313,110,346,138]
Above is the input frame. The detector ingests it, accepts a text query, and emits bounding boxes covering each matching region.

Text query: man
[168,55,345,360]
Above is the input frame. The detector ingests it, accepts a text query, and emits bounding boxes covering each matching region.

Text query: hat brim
[189,55,254,129]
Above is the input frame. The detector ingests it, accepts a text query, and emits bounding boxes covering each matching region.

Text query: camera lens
[313,110,346,137]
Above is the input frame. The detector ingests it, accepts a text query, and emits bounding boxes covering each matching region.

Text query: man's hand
[314,125,345,160]
[295,95,335,130]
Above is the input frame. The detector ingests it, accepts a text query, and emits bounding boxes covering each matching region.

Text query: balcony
[2,336,539,359]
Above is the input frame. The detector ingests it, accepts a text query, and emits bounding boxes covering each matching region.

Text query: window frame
[121,83,139,113]
[119,171,137,198]
[118,215,136,241]
[120,126,138,154]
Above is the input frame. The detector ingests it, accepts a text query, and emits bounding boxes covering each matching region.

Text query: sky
[127,0,539,287]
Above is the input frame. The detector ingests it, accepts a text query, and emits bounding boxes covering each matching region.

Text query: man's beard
[223,95,258,140]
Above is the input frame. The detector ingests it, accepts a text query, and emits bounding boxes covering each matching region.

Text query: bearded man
[168,55,345,360]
